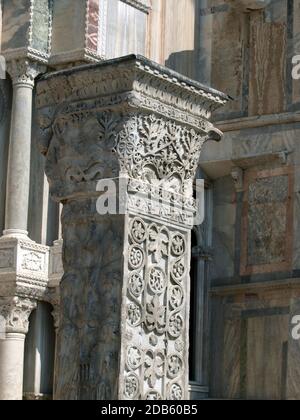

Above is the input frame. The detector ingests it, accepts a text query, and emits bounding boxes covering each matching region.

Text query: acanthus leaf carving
[0,297,37,334]
[7,59,45,87]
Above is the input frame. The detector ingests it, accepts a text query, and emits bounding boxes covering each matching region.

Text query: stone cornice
[3,47,49,65]
[210,278,300,297]
[215,111,300,132]
[36,54,230,123]
[49,48,102,67]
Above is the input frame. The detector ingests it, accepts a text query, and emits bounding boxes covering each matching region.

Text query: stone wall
[198,0,300,400]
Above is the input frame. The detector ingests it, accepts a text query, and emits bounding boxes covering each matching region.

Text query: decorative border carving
[120,217,189,400]
[36,55,230,117]
[98,0,108,57]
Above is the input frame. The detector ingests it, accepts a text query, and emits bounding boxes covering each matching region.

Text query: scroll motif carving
[44,111,206,199]
[116,114,205,195]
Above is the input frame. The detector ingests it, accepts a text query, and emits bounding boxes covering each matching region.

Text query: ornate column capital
[6,59,46,88]
[36,55,229,205]
[0,296,37,335]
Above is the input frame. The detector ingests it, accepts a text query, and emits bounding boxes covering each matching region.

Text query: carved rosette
[0,297,36,335]
[36,55,229,400]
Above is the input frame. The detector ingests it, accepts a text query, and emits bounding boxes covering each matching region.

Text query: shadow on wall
[164,0,213,84]
[165,50,197,81]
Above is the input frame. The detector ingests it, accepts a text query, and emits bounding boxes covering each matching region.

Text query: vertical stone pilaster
[36,55,229,400]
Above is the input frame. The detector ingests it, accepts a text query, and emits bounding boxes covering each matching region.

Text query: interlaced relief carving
[43,111,206,199]
[123,216,188,400]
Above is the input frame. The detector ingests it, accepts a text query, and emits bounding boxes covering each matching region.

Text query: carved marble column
[0,59,49,330]
[36,55,229,400]
[0,297,36,400]
[3,59,45,238]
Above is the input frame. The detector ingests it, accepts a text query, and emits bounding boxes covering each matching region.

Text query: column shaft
[0,333,26,400]
[4,83,33,236]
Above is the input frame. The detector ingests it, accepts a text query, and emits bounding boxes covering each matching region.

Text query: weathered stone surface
[36,55,228,400]
[241,167,294,276]
[1,0,51,62]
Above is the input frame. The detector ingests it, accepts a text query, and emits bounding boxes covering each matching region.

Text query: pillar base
[2,229,29,240]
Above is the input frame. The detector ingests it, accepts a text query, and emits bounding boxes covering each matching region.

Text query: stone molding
[0,296,37,334]
[37,55,229,118]
[226,0,270,12]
